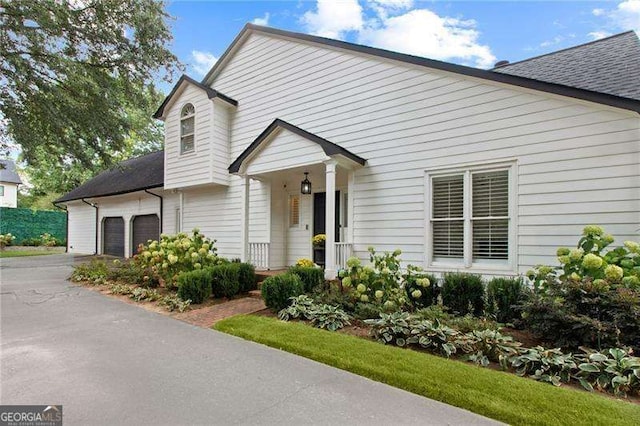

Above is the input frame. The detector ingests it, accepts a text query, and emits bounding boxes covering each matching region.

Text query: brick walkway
[174,297,266,328]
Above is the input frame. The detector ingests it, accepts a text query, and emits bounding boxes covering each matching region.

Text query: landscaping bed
[215,315,640,426]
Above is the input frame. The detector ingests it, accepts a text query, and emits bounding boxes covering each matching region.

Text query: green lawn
[0,250,60,258]
[214,315,640,426]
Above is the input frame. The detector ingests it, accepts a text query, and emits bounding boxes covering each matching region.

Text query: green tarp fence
[0,207,67,244]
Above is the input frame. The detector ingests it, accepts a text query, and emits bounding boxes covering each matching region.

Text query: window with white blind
[428,164,513,269]
[289,195,300,227]
[180,103,195,154]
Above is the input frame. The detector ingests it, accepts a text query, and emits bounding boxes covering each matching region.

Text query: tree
[0,0,180,166]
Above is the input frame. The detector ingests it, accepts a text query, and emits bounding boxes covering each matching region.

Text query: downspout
[52,202,69,253]
[144,189,163,232]
[81,199,98,255]
[179,191,184,232]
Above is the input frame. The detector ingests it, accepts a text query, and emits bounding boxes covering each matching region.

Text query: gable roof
[493,31,640,101]
[55,151,164,203]
[0,159,22,184]
[202,24,640,114]
[229,119,366,173]
[153,74,238,119]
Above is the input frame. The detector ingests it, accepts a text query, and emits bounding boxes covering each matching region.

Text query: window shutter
[472,171,509,260]
[432,175,464,258]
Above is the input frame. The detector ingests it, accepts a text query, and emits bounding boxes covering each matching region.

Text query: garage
[103,217,125,257]
[132,214,160,255]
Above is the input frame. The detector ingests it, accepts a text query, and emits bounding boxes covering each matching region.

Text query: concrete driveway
[1,255,498,425]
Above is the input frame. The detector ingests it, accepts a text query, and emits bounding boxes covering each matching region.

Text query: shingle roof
[493,31,640,101]
[153,75,237,119]
[55,151,164,203]
[0,159,22,184]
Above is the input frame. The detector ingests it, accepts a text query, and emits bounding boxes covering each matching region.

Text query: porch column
[240,175,250,262]
[324,159,337,279]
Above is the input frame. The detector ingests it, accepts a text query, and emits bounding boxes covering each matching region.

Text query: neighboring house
[0,159,22,208]
[56,26,640,279]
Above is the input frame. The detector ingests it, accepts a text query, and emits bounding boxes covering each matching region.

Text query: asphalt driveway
[1,254,498,425]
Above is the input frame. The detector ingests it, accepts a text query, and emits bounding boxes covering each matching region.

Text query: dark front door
[313,191,341,242]
[132,214,160,255]
[103,217,125,257]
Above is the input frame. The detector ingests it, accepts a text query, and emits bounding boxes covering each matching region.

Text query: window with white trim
[180,103,195,154]
[289,195,300,227]
[429,166,512,268]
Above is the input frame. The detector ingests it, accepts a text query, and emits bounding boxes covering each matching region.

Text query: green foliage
[365,311,413,347]
[158,295,191,313]
[0,233,15,248]
[352,302,384,320]
[237,263,257,293]
[216,315,640,426]
[404,268,437,308]
[133,229,220,289]
[71,259,109,284]
[441,272,485,316]
[1,0,179,170]
[210,264,241,298]
[407,319,459,357]
[278,295,317,321]
[261,273,305,312]
[457,330,522,365]
[413,305,499,333]
[576,348,640,396]
[288,265,324,292]
[486,277,528,323]
[510,346,576,386]
[307,304,352,331]
[106,259,149,286]
[109,283,133,296]
[0,207,66,244]
[177,269,212,304]
[130,287,161,302]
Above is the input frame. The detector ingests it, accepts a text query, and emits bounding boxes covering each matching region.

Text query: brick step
[248,289,262,299]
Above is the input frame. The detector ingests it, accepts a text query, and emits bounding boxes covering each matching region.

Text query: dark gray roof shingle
[0,159,22,184]
[55,151,164,203]
[493,31,640,101]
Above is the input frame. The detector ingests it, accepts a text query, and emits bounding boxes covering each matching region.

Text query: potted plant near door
[312,234,326,268]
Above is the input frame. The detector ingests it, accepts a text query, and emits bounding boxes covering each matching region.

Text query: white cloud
[302,0,364,38]
[368,0,413,19]
[358,9,496,68]
[588,31,613,40]
[590,1,640,35]
[252,13,270,26]
[191,50,218,76]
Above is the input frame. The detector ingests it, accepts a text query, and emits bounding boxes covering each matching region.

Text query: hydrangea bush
[0,233,15,249]
[133,229,221,288]
[339,247,433,311]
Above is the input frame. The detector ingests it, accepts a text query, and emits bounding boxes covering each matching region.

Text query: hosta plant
[278,295,316,321]
[158,295,191,313]
[458,329,522,365]
[575,348,640,396]
[365,311,412,347]
[308,304,352,331]
[130,287,161,302]
[406,319,459,357]
[510,346,576,386]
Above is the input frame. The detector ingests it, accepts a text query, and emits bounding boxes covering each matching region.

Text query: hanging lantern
[301,172,312,194]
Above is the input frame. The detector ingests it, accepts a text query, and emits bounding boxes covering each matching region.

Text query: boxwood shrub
[486,277,528,323]
[288,266,324,292]
[177,269,212,303]
[441,272,485,316]
[237,263,257,292]
[261,273,305,312]
[210,264,241,298]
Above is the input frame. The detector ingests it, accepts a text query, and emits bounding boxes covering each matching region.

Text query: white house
[0,159,22,208]
[56,26,640,279]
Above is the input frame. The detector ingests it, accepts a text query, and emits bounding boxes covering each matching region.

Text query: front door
[313,192,340,266]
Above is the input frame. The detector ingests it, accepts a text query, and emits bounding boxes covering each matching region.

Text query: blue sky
[164,0,640,92]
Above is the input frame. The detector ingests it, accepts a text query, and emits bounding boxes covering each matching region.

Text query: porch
[230,119,366,279]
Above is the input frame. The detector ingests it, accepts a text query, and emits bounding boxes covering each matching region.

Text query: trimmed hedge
[261,273,305,312]
[441,272,485,316]
[288,266,324,292]
[486,277,527,323]
[237,263,257,292]
[177,269,212,303]
[210,264,241,298]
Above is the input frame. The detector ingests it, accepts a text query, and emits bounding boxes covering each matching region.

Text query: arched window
[180,103,195,153]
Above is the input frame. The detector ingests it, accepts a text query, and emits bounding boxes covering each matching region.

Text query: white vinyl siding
[209,32,638,273]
